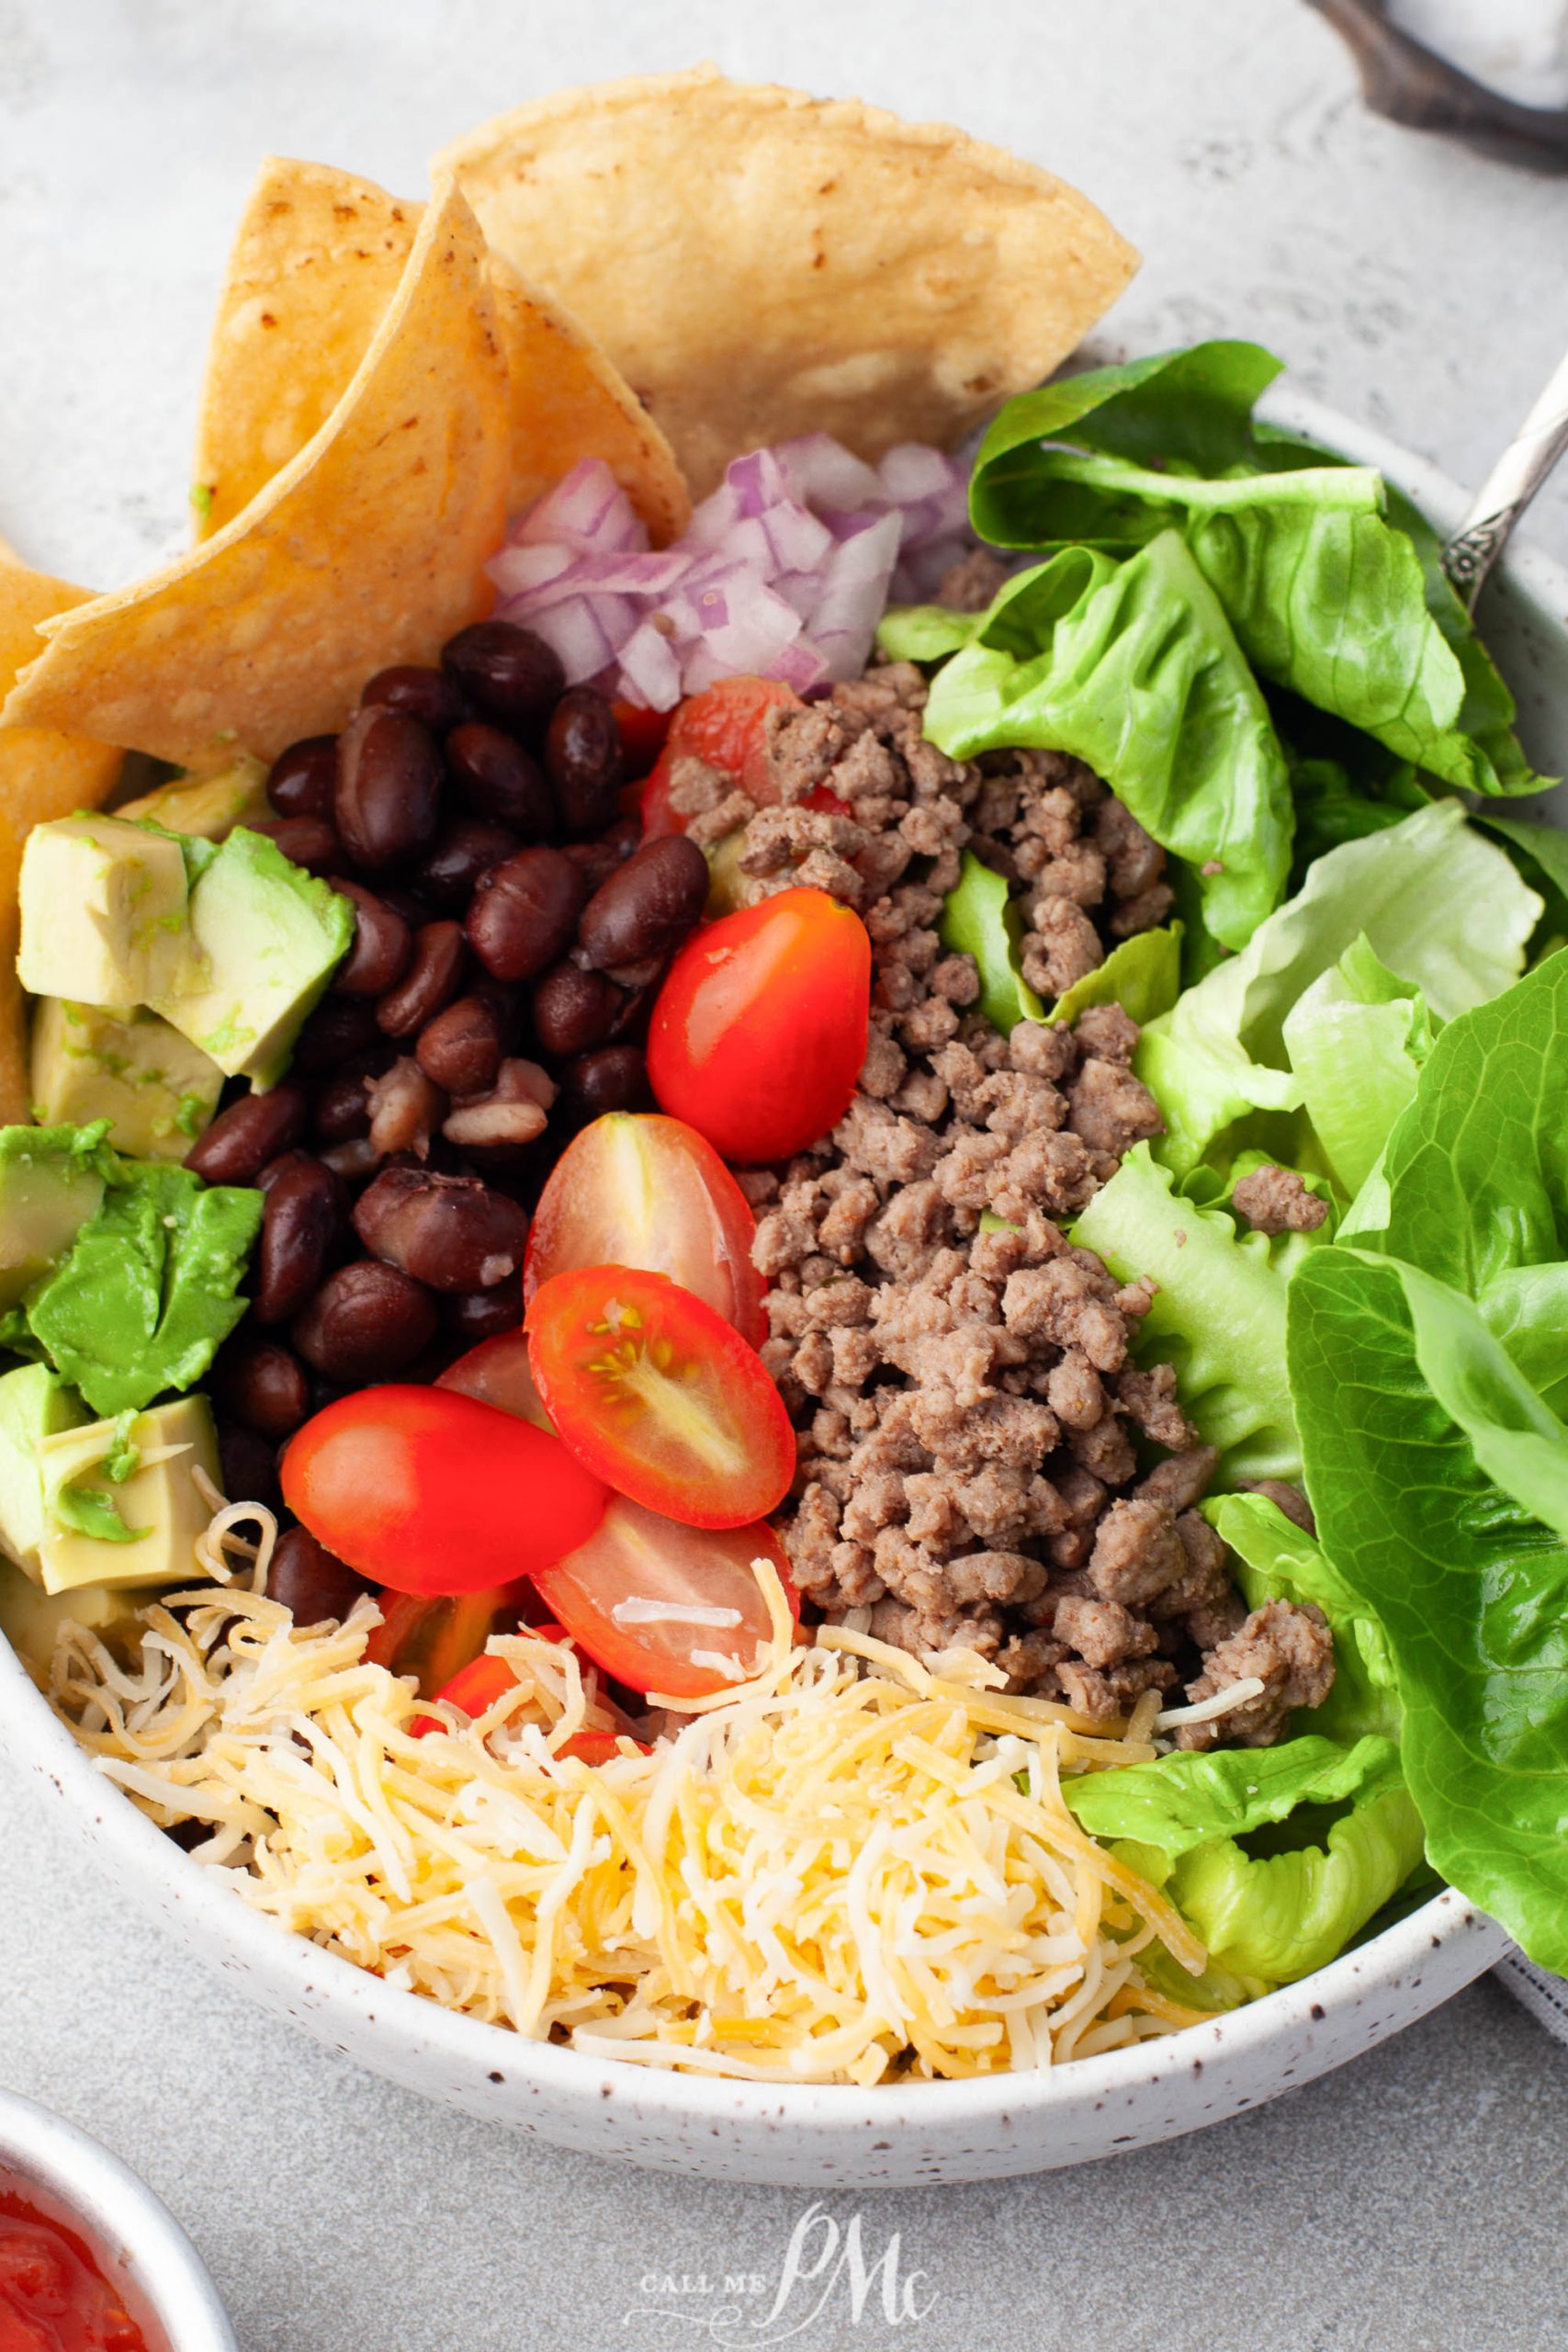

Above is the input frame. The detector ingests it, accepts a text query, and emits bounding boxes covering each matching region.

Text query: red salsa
[0,2188,164,2352]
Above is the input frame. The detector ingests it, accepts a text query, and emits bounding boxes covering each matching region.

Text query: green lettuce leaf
[1204,1492,1400,1744]
[1278,936,1437,1200]
[923,534,1292,951]
[937,851,1043,1034]
[23,1160,264,1417]
[874,605,984,665]
[1287,955,1568,1966]
[1064,1732,1423,1984]
[1070,1142,1325,1484]
[1051,923,1184,1028]
[1134,799,1540,1175]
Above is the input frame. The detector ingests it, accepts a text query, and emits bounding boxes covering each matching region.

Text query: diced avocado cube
[0,1560,138,1667]
[38,1394,221,1596]
[17,814,191,1012]
[0,1364,90,1583]
[115,752,271,842]
[30,999,223,1160]
[0,1123,115,1311]
[149,827,353,1087]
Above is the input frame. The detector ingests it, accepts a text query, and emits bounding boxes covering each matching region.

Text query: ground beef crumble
[723,659,1334,1741]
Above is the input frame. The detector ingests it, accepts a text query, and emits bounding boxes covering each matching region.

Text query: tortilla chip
[193,160,423,538]
[3,179,512,767]
[195,157,687,546]
[436,66,1140,498]
[0,543,122,1119]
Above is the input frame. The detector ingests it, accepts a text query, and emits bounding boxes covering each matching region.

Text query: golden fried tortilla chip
[3,180,511,767]
[0,542,122,1119]
[195,158,687,546]
[436,66,1140,497]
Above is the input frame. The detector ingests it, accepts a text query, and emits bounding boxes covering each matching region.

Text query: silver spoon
[1441,343,1568,609]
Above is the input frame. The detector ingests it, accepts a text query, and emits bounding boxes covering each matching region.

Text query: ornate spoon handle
[1442,345,1568,610]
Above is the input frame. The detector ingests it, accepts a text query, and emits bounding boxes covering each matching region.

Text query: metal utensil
[1442,343,1568,606]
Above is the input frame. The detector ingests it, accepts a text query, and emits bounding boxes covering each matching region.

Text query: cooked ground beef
[1232,1161,1329,1237]
[716,658,1333,1738]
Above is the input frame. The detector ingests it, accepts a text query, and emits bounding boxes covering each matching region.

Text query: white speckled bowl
[0,389,1555,2186]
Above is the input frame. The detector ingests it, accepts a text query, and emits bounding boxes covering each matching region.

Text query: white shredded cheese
[1152,1677,1268,1731]
[44,1565,1214,2085]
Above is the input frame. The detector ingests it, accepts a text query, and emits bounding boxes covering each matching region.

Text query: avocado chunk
[0,1559,136,1665]
[0,1122,117,1311]
[17,814,191,1012]
[0,1363,90,1582]
[30,999,223,1160]
[115,752,270,842]
[21,1158,264,1418]
[149,826,353,1086]
[37,1394,221,1595]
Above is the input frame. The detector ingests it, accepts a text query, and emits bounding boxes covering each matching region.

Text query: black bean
[446,724,555,837]
[185,1085,307,1186]
[378,885,435,929]
[412,817,521,912]
[376,920,468,1037]
[335,706,444,872]
[564,1044,650,1115]
[442,620,564,728]
[292,1259,439,1383]
[465,847,586,983]
[352,1166,530,1293]
[416,994,508,1095]
[266,1525,374,1626]
[310,1064,373,1148]
[563,814,641,895]
[361,663,468,733]
[253,815,344,877]
[577,835,708,972]
[545,686,624,836]
[267,736,338,821]
[289,996,382,1077]
[212,1335,310,1440]
[445,1272,524,1347]
[530,962,624,1058]
[331,882,412,999]
[254,1155,342,1324]
[218,1421,280,1514]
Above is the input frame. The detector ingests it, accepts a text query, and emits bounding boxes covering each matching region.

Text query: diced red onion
[487,435,976,710]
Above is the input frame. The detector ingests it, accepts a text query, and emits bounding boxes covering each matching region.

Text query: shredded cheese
[44,1564,1212,2085]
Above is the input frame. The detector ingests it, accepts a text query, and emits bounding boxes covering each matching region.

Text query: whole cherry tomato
[533,1492,798,1698]
[281,1385,608,1595]
[640,675,804,837]
[646,886,871,1163]
[525,1265,795,1529]
[524,1112,765,1345]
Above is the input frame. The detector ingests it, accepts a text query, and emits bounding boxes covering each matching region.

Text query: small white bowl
[0,387,1553,2186]
[0,2086,236,2349]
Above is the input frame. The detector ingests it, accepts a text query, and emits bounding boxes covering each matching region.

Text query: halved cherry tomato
[281,1385,609,1596]
[412,1626,650,1754]
[525,1266,795,1529]
[640,675,804,838]
[534,1490,797,1697]
[612,698,672,779]
[524,1112,765,1345]
[437,1330,552,1428]
[646,886,871,1164]
[367,1582,530,1699]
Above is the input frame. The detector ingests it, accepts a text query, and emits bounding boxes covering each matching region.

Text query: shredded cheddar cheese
[47,1564,1210,2084]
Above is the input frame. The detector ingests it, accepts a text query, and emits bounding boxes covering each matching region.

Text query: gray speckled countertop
[4,5,1568,2346]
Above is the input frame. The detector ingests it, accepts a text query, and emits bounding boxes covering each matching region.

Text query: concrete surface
[4,4,1568,2346]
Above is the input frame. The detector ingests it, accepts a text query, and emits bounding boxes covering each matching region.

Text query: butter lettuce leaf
[923,534,1292,952]
[937,850,1043,1035]
[1278,936,1437,1201]
[1052,922,1183,1028]
[1204,1492,1400,1745]
[1065,1732,1422,1985]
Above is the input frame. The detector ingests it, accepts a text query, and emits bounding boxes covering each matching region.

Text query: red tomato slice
[437,1331,553,1428]
[612,698,671,779]
[412,1628,650,1752]
[525,1266,795,1529]
[533,1490,797,1697]
[282,1385,608,1596]
[366,1582,528,1699]
[646,886,871,1164]
[640,675,804,838]
[524,1112,764,1346]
